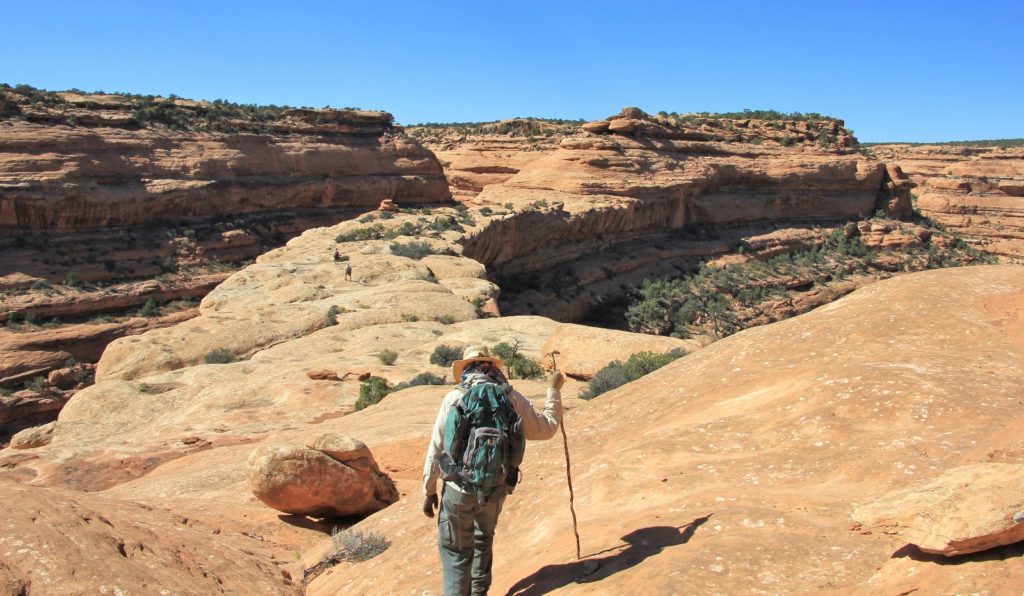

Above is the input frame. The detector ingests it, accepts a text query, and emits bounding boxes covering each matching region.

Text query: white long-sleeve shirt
[422,383,562,497]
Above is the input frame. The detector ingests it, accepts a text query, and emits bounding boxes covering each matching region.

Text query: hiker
[333,249,342,265]
[344,262,352,281]
[422,346,563,596]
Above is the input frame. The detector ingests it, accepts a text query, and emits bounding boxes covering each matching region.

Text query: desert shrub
[336,225,384,243]
[429,216,461,233]
[580,349,687,400]
[204,348,236,364]
[580,362,628,400]
[479,206,493,216]
[378,349,398,365]
[355,376,390,410]
[138,298,160,317]
[324,528,391,564]
[30,279,51,290]
[378,210,395,220]
[64,271,82,288]
[435,313,456,324]
[392,371,447,392]
[430,344,463,367]
[0,387,10,397]
[25,376,48,393]
[385,221,422,239]
[22,311,37,326]
[326,305,342,326]
[390,241,434,260]
[491,341,544,380]
[401,313,420,322]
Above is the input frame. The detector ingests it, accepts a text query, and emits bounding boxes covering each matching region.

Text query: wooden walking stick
[547,351,581,560]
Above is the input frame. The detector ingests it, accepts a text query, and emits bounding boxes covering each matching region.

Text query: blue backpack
[439,382,525,498]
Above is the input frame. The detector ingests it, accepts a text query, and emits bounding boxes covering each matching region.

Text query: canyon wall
[872,144,1024,261]
[0,88,453,387]
[457,110,901,320]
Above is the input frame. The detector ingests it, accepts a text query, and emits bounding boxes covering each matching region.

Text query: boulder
[378,198,401,212]
[853,463,1024,556]
[606,119,636,134]
[582,120,610,134]
[248,437,398,518]
[306,369,341,381]
[9,421,56,449]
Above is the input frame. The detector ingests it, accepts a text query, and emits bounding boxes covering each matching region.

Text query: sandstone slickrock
[0,482,299,594]
[539,323,696,379]
[308,265,1024,595]
[853,463,1024,556]
[8,421,55,449]
[248,435,398,517]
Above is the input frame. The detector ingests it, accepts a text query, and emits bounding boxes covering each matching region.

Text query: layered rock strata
[407,118,579,198]
[459,110,899,321]
[871,144,1024,261]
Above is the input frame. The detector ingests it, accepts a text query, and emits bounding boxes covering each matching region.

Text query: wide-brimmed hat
[451,345,504,380]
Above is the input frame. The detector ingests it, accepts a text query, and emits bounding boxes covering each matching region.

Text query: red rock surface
[872,144,1024,261]
[309,264,1024,595]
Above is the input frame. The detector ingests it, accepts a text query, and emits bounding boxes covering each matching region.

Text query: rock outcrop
[872,144,1024,261]
[249,435,398,517]
[455,110,901,321]
[406,119,578,198]
[309,265,1024,595]
[853,463,1024,556]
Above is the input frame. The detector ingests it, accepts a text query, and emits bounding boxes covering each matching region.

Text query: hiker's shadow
[505,514,712,596]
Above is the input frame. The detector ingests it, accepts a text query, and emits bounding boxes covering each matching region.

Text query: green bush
[336,225,384,243]
[378,349,398,365]
[326,305,343,326]
[491,341,544,380]
[355,376,391,410]
[430,344,463,367]
[435,313,456,325]
[25,376,48,393]
[64,271,82,288]
[392,371,447,391]
[390,241,434,260]
[138,298,160,317]
[204,348,236,364]
[479,206,493,216]
[580,349,687,400]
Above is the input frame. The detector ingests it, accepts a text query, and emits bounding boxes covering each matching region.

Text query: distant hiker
[344,262,352,281]
[333,249,342,265]
[422,346,563,596]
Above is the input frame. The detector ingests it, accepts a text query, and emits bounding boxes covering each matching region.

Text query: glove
[422,493,438,518]
[546,371,565,390]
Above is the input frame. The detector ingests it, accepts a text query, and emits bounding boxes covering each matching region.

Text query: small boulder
[306,369,340,381]
[853,463,1024,556]
[249,437,398,518]
[377,199,400,213]
[9,421,56,449]
[607,119,636,134]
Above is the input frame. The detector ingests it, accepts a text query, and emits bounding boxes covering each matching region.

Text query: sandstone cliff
[871,144,1024,261]
[456,109,907,322]
[0,86,453,388]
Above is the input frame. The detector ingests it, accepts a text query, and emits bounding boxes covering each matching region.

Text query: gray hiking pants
[438,487,506,596]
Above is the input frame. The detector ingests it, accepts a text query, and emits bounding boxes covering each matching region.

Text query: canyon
[1,89,1023,594]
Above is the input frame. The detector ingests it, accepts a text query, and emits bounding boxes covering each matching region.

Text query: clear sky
[3,0,1022,142]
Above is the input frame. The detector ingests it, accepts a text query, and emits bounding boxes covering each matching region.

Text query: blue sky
[3,0,1021,142]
